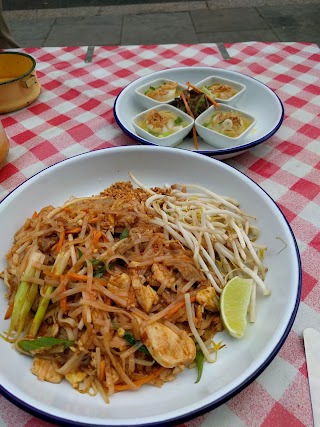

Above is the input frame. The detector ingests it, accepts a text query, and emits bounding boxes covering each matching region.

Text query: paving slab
[257,3,320,44]
[272,23,320,44]
[5,7,101,20]
[16,39,46,47]
[121,12,198,45]
[99,2,207,15]
[44,15,122,47]
[257,3,320,26]
[197,29,280,43]
[3,0,207,10]
[190,7,269,33]
[207,0,319,7]
[8,18,55,47]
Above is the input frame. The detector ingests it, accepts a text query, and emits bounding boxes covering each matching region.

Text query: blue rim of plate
[113,67,285,156]
[0,147,301,427]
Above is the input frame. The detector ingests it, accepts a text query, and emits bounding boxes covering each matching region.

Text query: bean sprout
[133,178,270,297]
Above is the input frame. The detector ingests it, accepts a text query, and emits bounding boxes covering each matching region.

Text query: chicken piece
[141,322,196,368]
[77,326,95,352]
[131,274,159,313]
[151,263,176,291]
[195,304,203,326]
[107,273,131,301]
[176,262,204,282]
[196,286,219,312]
[161,290,175,305]
[128,261,140,268]
[31,357,63,383]
[38,233,59,253]
[65,371,87,389]
[109,335,128,351]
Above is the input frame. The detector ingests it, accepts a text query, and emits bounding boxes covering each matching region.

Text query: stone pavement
[3,0,320,48]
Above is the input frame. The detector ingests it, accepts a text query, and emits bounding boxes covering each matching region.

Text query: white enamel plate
[0,146,300,426]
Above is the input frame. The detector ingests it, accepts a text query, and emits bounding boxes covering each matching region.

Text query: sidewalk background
[3,1,320,47]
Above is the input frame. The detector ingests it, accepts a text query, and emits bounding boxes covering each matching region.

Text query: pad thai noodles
[1,175,269,403]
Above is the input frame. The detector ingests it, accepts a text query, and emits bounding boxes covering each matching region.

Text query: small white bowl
[135,79,187,109]
[194,76,245,105]
[132,104,194,147]
[195,104,256,149]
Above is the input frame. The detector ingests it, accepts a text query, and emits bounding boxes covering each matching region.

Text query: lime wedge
[220,277,253,339]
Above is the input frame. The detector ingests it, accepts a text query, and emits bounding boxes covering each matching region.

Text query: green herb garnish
[86,258,107,278]
[120,228,129,239]
[18,337,73,353]
[200,86,214,98]
[174,116,183,125]
[144,86,156,95]
[195,349,205,383]
[93,266,106,278]
[123,332,151,356]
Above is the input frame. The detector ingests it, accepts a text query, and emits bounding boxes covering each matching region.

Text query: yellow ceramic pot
[0,52,41,113]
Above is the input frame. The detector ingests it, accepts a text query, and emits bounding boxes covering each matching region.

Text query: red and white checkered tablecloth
[0,42,319,427]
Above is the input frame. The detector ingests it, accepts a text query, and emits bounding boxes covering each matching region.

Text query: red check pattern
[0,42,319,427]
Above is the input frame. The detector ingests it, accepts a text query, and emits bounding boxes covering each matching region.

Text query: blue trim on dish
[0,147,301,427]
[113,67,285,157]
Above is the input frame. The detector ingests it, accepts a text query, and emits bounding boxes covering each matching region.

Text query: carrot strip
[66,272,107,287]
[99,359,106,382]
[180,90,194,119]
[186,81,220,108]
[31,211,38,219]
[164,295,197,319]
[4,298,14,320]
[66,227,81,234]
[114,366,165,391]
[191,127,199,151]
[55,230,65,254]
[93,230,102,245]
[89,217,99,224]
[180,91,198,150]
[45,270,61,279]
[104,296,112,306]
[67,272,88,281]
[60,277,68,311]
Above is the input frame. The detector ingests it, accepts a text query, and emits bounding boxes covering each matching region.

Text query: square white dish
[194,75,246,105]
[195,104,256,149]
[135,78,186,109]
[131,104,194,147]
